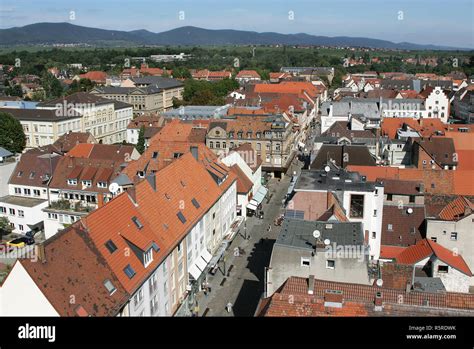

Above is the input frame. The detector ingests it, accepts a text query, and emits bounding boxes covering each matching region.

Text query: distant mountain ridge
[0,22,470,50]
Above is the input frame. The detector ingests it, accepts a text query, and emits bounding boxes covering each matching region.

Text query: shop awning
[188,249,213,280]
[251,186,268,205]
[195,256,207,272]
[201,249,212,264]
[246,202,258,211]
[209,242,228,269]
[189,263,202,280]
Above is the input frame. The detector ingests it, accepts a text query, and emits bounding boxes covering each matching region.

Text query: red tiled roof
[437,196,474,221]
[380,245,406,259]
[258,276,474,316]
[19,225,129,316]
[79,71,107,83]
[396,239,472,276]
[236,70,261,79]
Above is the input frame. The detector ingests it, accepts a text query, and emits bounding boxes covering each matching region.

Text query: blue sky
[1,0,473,47]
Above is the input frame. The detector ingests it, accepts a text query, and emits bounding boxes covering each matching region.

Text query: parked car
[6,236,34,248]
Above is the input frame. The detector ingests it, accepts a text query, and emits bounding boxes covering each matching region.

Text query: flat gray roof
[295,168,380,193]
[0,195,47,207]
[276,219,364,249]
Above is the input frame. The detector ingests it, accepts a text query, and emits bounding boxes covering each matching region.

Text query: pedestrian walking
[226,302,233,313]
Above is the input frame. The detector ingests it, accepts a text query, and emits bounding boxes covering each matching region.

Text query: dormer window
[68,178,77,186]
[29,171,35,179]
[144,248,153,267]
[256,132,261,139]
[229,132,234,138]
[17,171,23,177]
[237,132,243,139]
[137,171,145,178]
[132,216,144,229]
[104,279,117,295]
[97,181,107,188]
[82,180,92,188]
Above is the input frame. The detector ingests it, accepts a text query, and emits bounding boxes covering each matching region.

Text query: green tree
[136,125,146,154]
[5,84,23,97]
[42,72,63,98]
[0,216,12,235]
[0,112,26,153]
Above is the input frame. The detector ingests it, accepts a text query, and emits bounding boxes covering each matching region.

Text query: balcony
[48,199,95,213]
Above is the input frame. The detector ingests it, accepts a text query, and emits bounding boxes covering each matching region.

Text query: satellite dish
[324,238,331,246]
[407,207,413,214]
[324,165,331,173]
[313,230,321,239]
[109,182,119,194]
[376,279,384,287]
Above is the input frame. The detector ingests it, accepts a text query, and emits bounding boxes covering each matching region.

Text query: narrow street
[193,162,301,316]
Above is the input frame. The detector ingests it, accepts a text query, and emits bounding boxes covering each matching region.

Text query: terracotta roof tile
[396,239,472,276]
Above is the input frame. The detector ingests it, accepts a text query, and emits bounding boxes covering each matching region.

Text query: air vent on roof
[191,198,200,209]
[177,211,187,224]
[124,264,136,279]
[105,240,118,254]
[165,193,171,200]
[132,216,144,229]
[180,180,186,187]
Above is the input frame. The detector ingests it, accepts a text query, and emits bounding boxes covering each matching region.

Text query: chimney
[374,292,383,311]
[418,183,425,193]
[190,146,199,160]
[36,243,46,264]
[308,275,315,295]
[406,281,412,294]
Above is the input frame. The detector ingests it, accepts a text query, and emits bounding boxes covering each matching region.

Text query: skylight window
[191,198,200,209]
[124,264,136,279]
[105,240,118,254]
[132,216,144,229]
[152,151,159,159]
[17,171,23,177]
[104,279,116,295]
[177,211,187,223]
[29,171,36,179]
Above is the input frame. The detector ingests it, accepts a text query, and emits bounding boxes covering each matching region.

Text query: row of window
[47,212,79,224]
[301,257,336,269]
[14,187,42,197]
[208,141,282,152]
[67,179,107,189]
[0,207,25,218]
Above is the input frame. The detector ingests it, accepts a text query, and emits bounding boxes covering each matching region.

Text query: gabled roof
[415,137,457,166]
[310,144,376,169]
[66,143,136,162]
[229,164,253,194]
[83,153,235,294]
[53,132,96,153]
[9,146,62,187]
[19,224,129,316]
[437,196,474,221]
[236,70,261,79]
[396,239,472,276]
